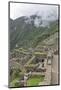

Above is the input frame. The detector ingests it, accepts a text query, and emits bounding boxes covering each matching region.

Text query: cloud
[10,2,58,20]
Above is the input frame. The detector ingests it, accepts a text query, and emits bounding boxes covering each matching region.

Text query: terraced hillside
[9,15,59,87]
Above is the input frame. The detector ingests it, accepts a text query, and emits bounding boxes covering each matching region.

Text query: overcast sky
[10,3,58,20]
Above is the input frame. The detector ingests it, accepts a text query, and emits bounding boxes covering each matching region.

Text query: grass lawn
[27,75,44,86]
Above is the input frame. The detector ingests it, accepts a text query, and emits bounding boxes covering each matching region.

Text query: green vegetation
[25,64,38,68]
[10,70,24,87]
[10,78,20,87]
[27,75,44,86]
[34,52,47,58]
[10,17,58,50]
[9,15,58,87]
[34,52,47,55]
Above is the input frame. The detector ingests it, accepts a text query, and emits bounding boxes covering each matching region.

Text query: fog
[10,2,58,20]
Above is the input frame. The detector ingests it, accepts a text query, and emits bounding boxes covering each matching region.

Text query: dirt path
[39,50,52,85]
[39,64,51,85]
[51,55,58,84]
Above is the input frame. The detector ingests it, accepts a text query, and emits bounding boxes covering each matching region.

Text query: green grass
[10,78,20,87]
[10,73,24,87]
[27,75,44,86]
[34,52,47,57]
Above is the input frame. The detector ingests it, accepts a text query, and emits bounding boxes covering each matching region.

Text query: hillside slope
[9,15,58,50]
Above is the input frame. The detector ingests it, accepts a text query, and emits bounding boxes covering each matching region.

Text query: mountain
[9,15,58,50]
